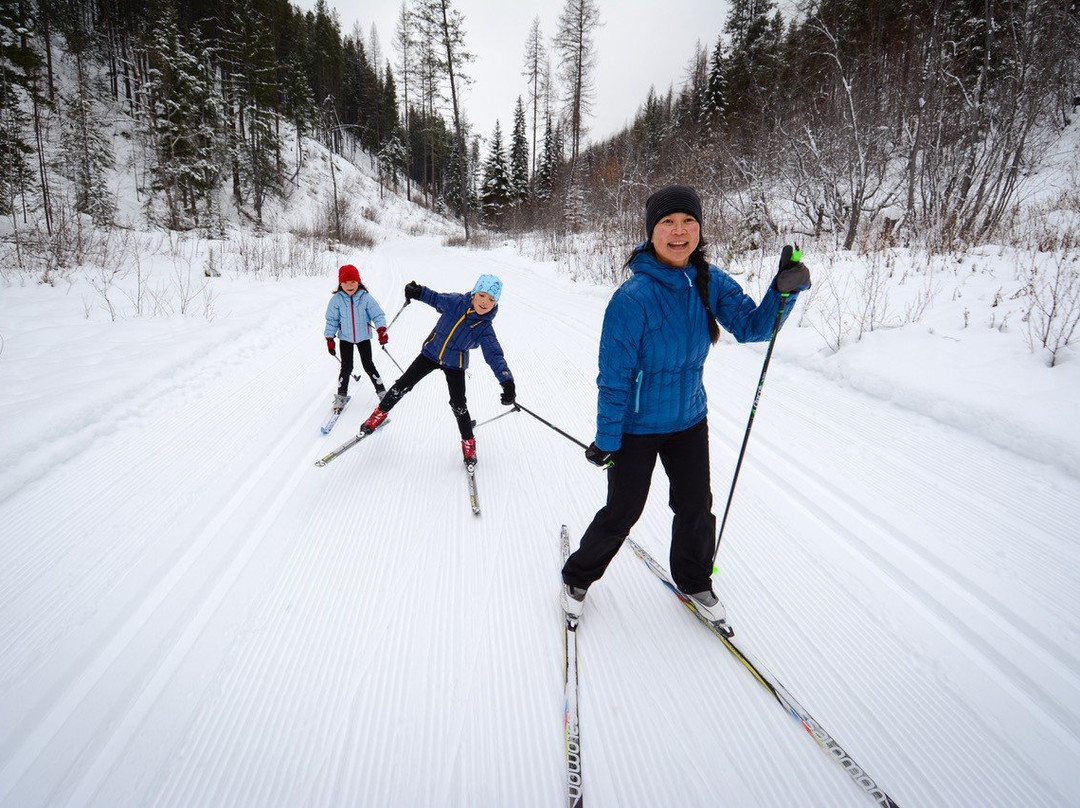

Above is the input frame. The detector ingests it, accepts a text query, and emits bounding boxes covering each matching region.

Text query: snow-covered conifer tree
[480,120,510,224]
[509,96,530,206]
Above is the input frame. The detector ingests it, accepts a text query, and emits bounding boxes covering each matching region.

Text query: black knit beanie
[645,184,703,238]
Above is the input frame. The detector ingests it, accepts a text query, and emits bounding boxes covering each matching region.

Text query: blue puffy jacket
[324,289,387,343]
[417,287,513,382]
[595,248,796,451]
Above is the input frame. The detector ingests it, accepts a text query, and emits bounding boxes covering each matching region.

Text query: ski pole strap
[514,403,589,450]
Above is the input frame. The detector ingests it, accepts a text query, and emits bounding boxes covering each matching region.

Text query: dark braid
[690,244,720,345]
[626,241,720,345]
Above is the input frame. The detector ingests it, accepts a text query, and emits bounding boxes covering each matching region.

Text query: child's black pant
[337,340,382,395]
[562,418,716,594]
[379,354,473,439]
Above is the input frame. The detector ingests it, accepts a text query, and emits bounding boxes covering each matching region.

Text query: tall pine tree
[1,1,43,217]
[480,120,509,224]
[508,96,529,206]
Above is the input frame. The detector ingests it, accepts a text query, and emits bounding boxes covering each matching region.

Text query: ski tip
[314,460,327,467]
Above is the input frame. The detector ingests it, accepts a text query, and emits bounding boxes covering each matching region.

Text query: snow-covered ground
[3,99,1080,804]
[2,210,1079,806]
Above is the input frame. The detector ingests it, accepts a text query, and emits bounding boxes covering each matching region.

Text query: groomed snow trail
[1,236,1078,807]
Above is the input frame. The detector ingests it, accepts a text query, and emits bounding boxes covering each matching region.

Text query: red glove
[326,337,336,356]
[377,326,388,345]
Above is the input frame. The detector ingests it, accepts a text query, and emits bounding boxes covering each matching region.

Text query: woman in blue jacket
[324,264,388,411]
[358,274,516,466]
[561,185,810,624]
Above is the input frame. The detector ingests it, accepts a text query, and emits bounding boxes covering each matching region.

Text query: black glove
[585,442,616,468]
[404,281,422,301]
[773,245,811,293]
[500,380,516,405]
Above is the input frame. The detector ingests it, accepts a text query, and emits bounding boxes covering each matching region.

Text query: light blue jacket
[595,248,796,451]
[324,289,387,344]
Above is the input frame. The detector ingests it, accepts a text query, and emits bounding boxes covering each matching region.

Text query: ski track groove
[4,448,313,797]
[702,353,1079,805]
[736,409,1080,750]
[709,354,1079,672]
[59,383,332,808]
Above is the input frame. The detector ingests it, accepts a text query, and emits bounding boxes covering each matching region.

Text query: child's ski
[320,396,351,434]
[561,525,584,808]
[465,462,480,515]
[314,420,389,467]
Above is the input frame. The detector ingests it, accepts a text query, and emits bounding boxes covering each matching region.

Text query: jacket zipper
[438,309,473,363]
[633,370,643,412]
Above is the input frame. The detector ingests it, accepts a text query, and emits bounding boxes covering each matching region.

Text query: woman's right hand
[585,442,615,468]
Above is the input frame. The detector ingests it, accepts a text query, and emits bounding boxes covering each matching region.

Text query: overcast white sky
[297,0,735,148]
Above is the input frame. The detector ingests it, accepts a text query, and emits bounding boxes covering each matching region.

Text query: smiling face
[650,213,700,267]
[471,291,496,314]
[341,280,359,295]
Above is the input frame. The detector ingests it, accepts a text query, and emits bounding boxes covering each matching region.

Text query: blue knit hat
[471,274,503,302]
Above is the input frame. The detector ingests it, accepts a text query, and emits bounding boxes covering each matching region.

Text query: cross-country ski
[313,419,390,466]
[561,526,584,808]
[466,462,480,515]
[320,395,351,434]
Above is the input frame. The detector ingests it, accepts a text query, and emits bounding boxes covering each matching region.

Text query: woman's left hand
[774,245,811,293]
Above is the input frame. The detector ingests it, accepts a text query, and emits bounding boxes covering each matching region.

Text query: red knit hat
[338,264,361,284]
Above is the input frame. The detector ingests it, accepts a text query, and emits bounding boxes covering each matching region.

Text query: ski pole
[472,407,519,430]
[385,299,410,330]
[381,345,404,373]
[330,352,362,381]
[713,246,799,565]
[513,403,589,450]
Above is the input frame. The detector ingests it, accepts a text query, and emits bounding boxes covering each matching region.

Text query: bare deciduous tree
[553,0,600,186]
[521,16,548,177]
[417,0,474,240]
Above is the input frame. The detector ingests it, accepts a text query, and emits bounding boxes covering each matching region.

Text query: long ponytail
[690,245,720,345]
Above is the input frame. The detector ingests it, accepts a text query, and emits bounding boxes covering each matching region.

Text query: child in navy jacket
[357,274,515,466]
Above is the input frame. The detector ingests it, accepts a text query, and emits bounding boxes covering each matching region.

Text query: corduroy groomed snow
[645,185,703,238]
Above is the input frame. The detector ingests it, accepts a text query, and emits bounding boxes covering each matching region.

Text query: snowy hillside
[3,117,1080,805]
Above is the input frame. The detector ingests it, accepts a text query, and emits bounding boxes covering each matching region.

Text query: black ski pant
[378,354,473,439]
[562,417,716,595]
[337,339,383,396]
